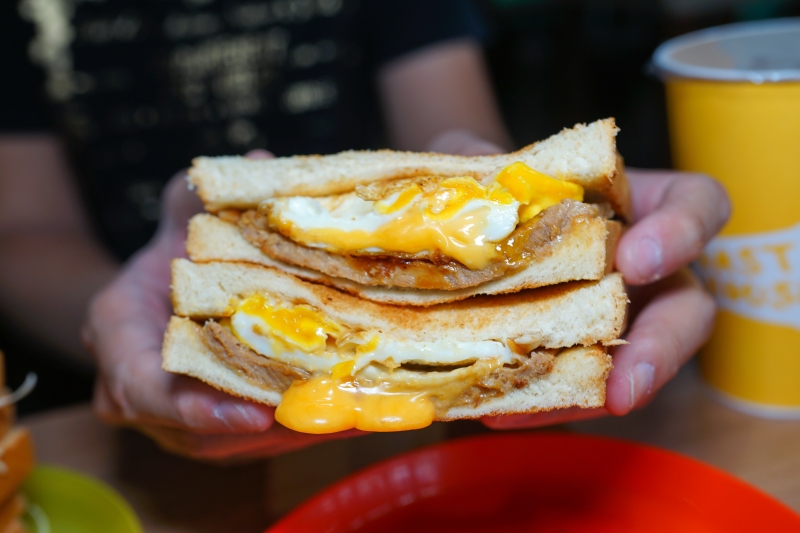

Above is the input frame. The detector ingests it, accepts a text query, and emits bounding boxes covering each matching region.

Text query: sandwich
[163,119,629,434]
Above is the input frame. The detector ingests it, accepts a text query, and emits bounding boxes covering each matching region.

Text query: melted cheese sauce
[275,357,513,433]
[275,372,436,433]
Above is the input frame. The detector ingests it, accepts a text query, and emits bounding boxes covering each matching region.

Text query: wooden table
[21,363,800,533]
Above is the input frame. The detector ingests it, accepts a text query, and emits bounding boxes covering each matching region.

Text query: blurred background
[4,0,800,416]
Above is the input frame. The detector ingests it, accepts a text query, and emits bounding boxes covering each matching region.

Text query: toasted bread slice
[170,259,627,349]
[0,405,13,445]
[2,521,26,533]
[186,210,622,306]
[0,496,25,533]
[0,429,34,505]
[163,315,612,416]
[163,316,282,405]
[189,119,631,220]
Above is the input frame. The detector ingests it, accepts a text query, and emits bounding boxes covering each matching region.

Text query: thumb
[158,149,273,238]
[426,130,506,156]
[160,172,203,235]
[151,172,203,258]
[150,149,271,258]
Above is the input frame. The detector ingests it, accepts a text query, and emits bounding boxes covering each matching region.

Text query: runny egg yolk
[495,162,584,223]
[276,176,519,270]
[231,297,437,433]
[231,296,518,434]
[275,362,436,434]
[271,162,585,271]
[236,295,340,353]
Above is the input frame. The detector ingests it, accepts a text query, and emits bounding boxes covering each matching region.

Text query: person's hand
[484,168,731,429]
[84,151,359,459]
[427,129,510,156]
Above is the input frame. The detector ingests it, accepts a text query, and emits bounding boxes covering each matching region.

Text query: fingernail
[212,401,272,430]
[636,237,663,282]
[629,362,655,410]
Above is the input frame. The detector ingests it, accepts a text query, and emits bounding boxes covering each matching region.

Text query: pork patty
[238,199,603,290]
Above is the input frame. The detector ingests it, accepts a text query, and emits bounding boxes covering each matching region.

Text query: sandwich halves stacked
[163,119,629,434]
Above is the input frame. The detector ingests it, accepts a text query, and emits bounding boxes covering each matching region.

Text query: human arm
[85,37,515,459]
[378,38,513,155]
[379,39,731,426]
[83,27,730,455]
[484,168,731,428]
[0,135,118,367]
[85,155,363,459]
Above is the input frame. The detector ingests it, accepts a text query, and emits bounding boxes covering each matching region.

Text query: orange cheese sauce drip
[275,366,436,434]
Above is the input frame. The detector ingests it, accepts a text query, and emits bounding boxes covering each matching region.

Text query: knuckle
[689,173,732,230]
[87,284,123,325]
[107,379,137,422]
[92,406,119,426]
[637,326,682,380]
[712,180,732,226]
[667,208,706,258]
[92,393,119,425]
[695,288,719,338]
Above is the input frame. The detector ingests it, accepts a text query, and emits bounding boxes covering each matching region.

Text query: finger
[93,376,124,425]
[118,172,203,302]
[482,407,607,430]
[617,170,731,285]
[89,283,275,434]
[244,149,275,160]
[605,269,716,415]
[116,347,276,434]
[426,130,505,156]
[149,172,203,257]
[140,424,365,460]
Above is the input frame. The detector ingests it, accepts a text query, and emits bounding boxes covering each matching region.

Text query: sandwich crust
[240,199,614,290]
[170,259,628,348]
[162,316,613,418]
[168,118,629,430]
[189,118,631,221]
[197,318,560,415]
[186,212,621,306]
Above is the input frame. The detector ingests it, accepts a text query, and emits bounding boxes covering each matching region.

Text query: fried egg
[263,163,584,270]
[229,295,514,374]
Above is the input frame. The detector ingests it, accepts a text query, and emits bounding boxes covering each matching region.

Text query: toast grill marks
[198,318,558,415]
[237,199,609,291]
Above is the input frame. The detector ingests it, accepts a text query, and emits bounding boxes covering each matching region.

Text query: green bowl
[21,465,142,533]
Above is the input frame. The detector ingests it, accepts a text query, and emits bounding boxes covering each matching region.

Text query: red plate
[267,432,800,533]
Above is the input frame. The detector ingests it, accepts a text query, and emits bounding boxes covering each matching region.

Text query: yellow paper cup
[653,19,800,417]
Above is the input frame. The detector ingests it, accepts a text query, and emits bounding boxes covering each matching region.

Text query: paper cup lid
[653,18,800,82]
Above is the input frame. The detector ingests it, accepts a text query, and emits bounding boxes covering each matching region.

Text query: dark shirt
[1,0,485,258]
